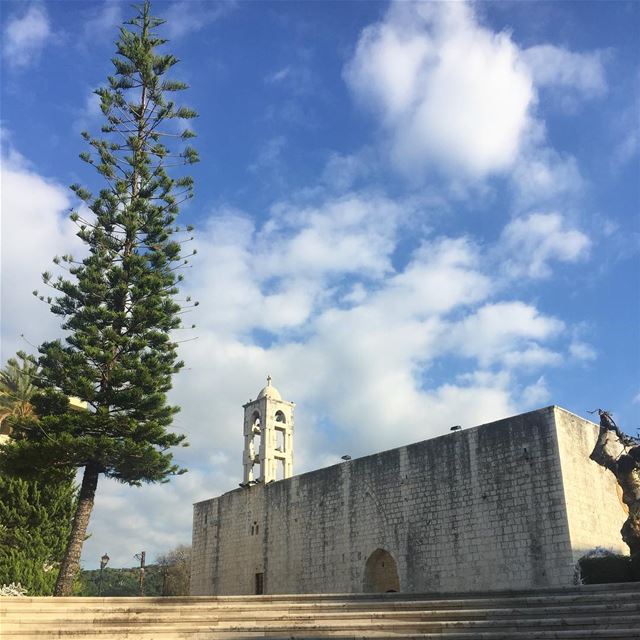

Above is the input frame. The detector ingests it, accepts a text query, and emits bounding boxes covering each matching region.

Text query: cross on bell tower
[242,376,294,485]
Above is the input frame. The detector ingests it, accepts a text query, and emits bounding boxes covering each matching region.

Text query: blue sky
[1,0,638,568]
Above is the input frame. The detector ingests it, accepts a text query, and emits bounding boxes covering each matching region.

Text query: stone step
[3,584,639,639]
[3,602,640,624]
[5,581,639,606]
[5,614,640,633]
[4,626,640,639]
[5,589,640,613]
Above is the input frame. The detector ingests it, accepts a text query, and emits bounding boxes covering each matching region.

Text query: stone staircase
[2,583,639,639]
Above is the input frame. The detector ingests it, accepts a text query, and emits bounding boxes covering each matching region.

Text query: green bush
[630,553,640,581]
[0,474,77,595]
[578,554,632,584]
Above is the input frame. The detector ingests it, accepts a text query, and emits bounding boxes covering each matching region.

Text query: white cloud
[162,1,234,39]
[613,130,640,169]
[521,376,551,407]
[72,89,102,135]
[187,193,404,338]
[344,1,610,191]
[375,237,490,317]
[569,340,597,362]
[0,142,81,362]
[610,105,640,170]
[511,148,583,211]
[248,136,287,182]
[445,302,564,368]
[2,4,51,69]
[82,1,122,42]
[265,66,291,84]
[522,44,607,97]
[502,347,562,369]
[264,194,401,280]
[499,212,591,279]
[322,149,375,192]
[344,2,535,178]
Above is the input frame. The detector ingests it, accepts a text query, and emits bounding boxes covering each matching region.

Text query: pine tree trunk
[53,463,99,596]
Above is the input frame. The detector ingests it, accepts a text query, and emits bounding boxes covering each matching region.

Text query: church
[190,379,626,596]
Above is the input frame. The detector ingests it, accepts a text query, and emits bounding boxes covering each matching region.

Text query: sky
[1,0,639,569]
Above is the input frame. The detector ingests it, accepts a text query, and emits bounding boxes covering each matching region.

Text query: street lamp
[98,553,109,596]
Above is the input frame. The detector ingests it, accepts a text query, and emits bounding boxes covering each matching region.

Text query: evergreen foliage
[0,1,198,595]
[0,474,77,595]
[0,354,77,596]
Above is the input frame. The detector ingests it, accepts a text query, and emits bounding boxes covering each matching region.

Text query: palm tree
[0,352,38,437]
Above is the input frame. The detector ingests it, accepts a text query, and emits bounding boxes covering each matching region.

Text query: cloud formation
[0,142,80,361]
[81,1,123,44]
[499,212,591,279]
[344,2,535,178]
[161,1,234,39]
[344,2,609,187]
[2,4,51,69]
[522,44,607,97]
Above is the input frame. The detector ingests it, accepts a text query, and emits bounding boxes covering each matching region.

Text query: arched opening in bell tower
[245,411,262,482]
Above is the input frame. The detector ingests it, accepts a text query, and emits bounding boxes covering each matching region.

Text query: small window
[255,572,264,595]
[275,410,286,423]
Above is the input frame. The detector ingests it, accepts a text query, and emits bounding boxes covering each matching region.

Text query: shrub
[630,552,640,581]
[578,553,632,584]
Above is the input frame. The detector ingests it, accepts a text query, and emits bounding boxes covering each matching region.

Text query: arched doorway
[363,548,400,593]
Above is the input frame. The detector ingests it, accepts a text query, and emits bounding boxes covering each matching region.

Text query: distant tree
[77,565,163,597]
[156,544,191,595]
[0,1,198,596]
[0,354,77,595]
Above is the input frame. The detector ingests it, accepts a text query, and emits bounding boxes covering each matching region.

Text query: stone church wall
[191,406,626,595]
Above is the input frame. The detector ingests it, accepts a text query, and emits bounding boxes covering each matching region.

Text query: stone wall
[191,406,626,595]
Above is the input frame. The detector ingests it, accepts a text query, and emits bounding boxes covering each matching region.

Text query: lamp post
[134,551,146,596]
[98,553,109,596]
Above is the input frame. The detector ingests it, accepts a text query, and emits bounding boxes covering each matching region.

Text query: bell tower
[242,376,294,485]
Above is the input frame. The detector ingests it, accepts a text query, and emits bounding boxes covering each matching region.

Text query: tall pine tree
[0,1,198,596]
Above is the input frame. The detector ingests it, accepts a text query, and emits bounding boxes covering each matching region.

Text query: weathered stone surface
[588,411,640,555]
[191,406,626,596]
